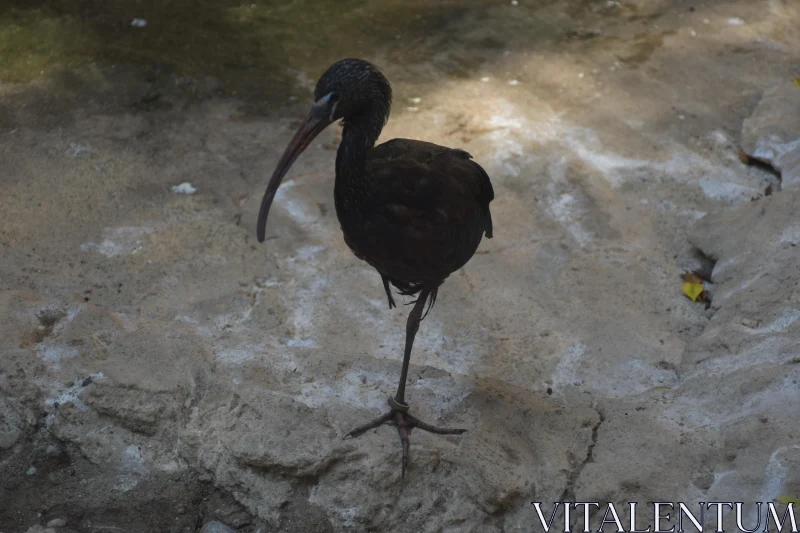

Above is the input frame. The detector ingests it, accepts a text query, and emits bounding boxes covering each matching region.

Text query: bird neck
[335,112,385,187]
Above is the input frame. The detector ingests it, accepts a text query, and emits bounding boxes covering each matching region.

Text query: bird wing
[367,138,494,237]
[353,138,493,284]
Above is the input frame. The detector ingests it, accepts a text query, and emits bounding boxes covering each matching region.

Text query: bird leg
[344,287,467,477]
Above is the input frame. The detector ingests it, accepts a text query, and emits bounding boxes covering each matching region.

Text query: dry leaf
[776,495,800,506]
[681,270,712,283]
[681,272,704,284]
[738,149,751,164]
[682,282,705,302]
[701,290,712,309]
[681,271,713,304]
[793,77,800,87]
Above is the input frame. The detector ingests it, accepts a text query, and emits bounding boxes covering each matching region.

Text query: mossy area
[0,0,490,94]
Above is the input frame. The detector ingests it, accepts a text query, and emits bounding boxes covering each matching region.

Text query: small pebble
[480,77,490,82]
[26,466,37,476]
[703,18,710,24]
[406,107,419,112]
[511,0,518,5]
[508,79,519,86]
[578,72,585,79]
[46,519,66,528]
[171,182,197,195]
[45,445,60,456]
[130,18,147,28]
[503,50,511,56]
[678,115,686,120]
[689,29,697,37]
[409,97,421,104]
[727,17,744,25]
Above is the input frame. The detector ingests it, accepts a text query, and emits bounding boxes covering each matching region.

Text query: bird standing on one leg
[257,58,494,477]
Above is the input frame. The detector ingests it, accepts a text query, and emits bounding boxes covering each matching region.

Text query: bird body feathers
[334,138,494,304]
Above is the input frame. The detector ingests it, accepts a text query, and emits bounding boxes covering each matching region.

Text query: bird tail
[484,210,493,239]
[391,279,441,320]
[421,287,438,320]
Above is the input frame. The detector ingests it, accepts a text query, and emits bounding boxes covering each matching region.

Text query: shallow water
[0,0,505,92]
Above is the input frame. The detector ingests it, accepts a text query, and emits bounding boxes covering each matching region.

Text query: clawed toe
[344,399,467,477]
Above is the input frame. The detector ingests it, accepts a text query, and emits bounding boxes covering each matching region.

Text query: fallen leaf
[793,77,800,87]
[776,495,800,506]
[681,272,704,284]
[738,149,751,164]
[681,270,712,283]
[682,282,705,302]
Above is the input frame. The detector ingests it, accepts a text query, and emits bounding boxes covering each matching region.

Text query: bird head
[256,58,392,243]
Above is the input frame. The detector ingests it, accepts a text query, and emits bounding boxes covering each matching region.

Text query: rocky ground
[1,0,799,532]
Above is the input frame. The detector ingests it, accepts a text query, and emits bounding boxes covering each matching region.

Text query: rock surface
[0,396,24,450]
[1,0,799,532]
[201,522,238,533]
[741,81,800,188]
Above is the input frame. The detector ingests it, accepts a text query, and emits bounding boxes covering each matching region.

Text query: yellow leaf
[682,282,704,302]
[776,495,800,506]
[793,77,800,87]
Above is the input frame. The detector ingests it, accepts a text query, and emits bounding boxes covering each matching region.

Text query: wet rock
[741,81,800,188]
[25,466,37,476]
[200,522,237,533]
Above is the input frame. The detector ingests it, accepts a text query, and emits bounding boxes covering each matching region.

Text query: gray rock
[86,383,175,436]
[0,396,23,449]
[575,191,800,529]
[45,519,66,528]
[45,445,61,456]
[200,522,237,533]
[741,81,800,188]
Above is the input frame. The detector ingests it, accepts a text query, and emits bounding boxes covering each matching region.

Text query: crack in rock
[560,406,604,532]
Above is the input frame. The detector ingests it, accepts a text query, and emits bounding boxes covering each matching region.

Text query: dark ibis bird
[257,58,494,476]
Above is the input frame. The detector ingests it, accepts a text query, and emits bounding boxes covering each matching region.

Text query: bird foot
[344,397,467,478]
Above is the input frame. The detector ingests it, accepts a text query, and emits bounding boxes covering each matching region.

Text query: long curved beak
[256,106,332,243]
